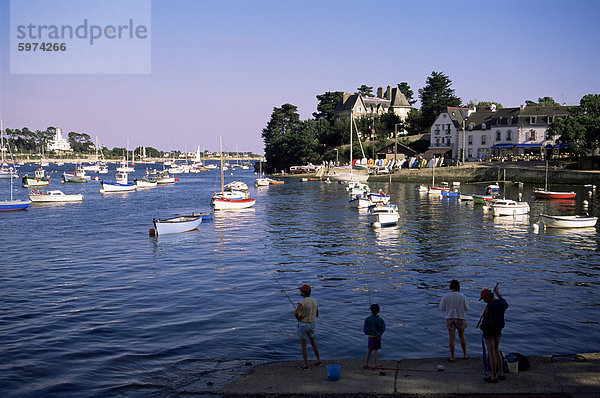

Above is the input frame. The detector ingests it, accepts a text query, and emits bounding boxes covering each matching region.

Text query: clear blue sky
[1,0,599,153]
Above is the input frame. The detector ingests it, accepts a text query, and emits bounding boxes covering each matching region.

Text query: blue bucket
[326,364,341,381]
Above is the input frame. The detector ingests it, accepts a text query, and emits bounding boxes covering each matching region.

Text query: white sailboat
[0,117,18,179]
[327,113,368,182]
[212,136,256,210]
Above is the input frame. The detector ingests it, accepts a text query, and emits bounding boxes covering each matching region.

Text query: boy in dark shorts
[363,303,386,369]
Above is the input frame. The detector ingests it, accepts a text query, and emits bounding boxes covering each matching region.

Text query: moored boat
[0,199,30,211]
[100,171,136,193]
[539,214,598,228]
[62,165,91,183]
[491,199,530,217]
[441,190,460,198]
[533,189,576,199]
[22,168,51,187]
[151,214,203,236]
[367,203,399,227]
[28,189,83,202]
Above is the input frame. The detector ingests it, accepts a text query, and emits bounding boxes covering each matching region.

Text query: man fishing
[294,284,322,370]
[478,283,509,383]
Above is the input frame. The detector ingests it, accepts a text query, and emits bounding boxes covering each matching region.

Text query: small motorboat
[367,204,399,228]
[539,214,598,228]
[150,214,203,236]
[22,168,50,187]
[491,199,530,217]
[28,189,83,203]
[100,172,136,193]
[485,184,500,195]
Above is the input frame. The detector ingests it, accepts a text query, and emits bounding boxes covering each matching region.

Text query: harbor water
[1,163,599,397]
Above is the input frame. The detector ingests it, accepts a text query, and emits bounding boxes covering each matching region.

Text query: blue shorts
[368,336,381,351]
[298,322,315,340]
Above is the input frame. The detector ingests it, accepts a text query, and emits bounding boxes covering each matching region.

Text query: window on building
[468,135,473,145]
[468,148,473,158]
[446,124,451,134]
[496,130,502,141]
[435,138,439,146]
[529,130,536,140]
[481,135,487,145]
[506,130,512,141]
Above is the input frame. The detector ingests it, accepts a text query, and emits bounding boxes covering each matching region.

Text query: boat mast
[350,112,353,176]
[220,135,224,192]
[1,116,4,165]
[545,158,549,191]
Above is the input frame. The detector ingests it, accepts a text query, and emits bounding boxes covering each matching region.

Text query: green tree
[549,94,600,156]
[67,132,93,153]
[525,96,560,107]
[356,84,374,97]
[397,82,417,105]
[404,108,425,135]
[313,91,343,122]
[476,101,503,109]
[262,104,302,172]
[418,71,462,131]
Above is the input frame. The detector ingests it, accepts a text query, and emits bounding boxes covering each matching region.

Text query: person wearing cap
[294,284,322,370]
[363,303,386,369]
[439,279,469,362]
[478,283,509,383]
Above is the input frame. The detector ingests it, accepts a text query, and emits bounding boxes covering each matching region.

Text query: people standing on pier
[478,283,509,383]
[363,303,386,369]
[439,279,469,362]
[294,284,322,370]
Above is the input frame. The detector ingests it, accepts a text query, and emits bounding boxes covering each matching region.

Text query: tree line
[262,71,600,172]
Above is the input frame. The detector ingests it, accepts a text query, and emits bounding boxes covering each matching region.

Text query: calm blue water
[1,163,599,397]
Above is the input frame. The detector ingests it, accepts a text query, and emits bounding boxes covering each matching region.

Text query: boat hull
[0,200,30,211]
[540,214,598,228]
[212,197,256,210]
[153,215,202,235]
[29,190,83,202]
[533,190,576,199]
[100,182,136,193]
[367,204,399,227]
[491,201,530,216]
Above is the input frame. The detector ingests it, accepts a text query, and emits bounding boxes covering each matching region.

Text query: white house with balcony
[46,127,72,152]
[429,105,572,161]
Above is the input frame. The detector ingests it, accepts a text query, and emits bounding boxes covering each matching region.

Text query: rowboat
[533,190,576,199]
[539,214,598,228]
[151,214,203,236]
[472,195,497,206]
[255,177,270,186]
[367,204,399,227]
[28,189,83,202]
[485,184,500,195]
[441,190,460,198]
[491,199,530,217]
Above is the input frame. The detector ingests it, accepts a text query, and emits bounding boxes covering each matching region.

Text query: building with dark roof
[429,104,572,161]
[334,85,412,129]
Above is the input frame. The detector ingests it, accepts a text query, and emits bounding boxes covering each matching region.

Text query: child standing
[363,303,386,369]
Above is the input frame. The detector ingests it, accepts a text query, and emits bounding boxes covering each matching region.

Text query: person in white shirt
[439,279,469,361]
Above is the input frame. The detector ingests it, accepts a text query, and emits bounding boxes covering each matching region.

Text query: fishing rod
[264,263,296,310]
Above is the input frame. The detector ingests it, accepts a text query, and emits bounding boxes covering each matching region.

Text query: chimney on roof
[343,93,351,103]
[520,104,525,111]
[377,87,384,98]
[386,86,392,100]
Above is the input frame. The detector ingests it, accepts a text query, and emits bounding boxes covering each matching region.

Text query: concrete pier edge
[204,352,600,397]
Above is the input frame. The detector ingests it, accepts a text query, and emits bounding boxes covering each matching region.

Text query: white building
[429,105,572,161]
[46,128,72,152]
